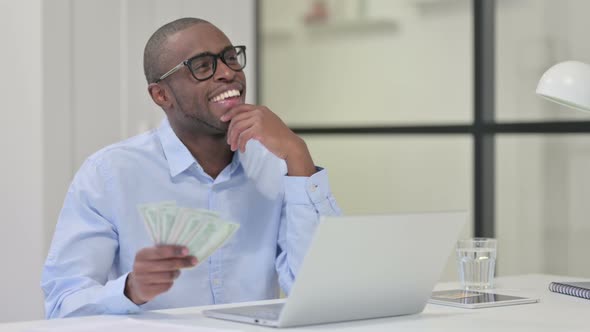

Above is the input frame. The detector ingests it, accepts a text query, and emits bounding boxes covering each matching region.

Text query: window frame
[255,0,590,237]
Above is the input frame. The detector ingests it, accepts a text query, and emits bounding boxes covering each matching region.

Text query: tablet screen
[430,290,537,308]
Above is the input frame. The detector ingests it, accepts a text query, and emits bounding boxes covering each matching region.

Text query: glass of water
[456,238,497,290]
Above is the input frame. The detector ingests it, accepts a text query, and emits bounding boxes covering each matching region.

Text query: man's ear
[148,83,171,108]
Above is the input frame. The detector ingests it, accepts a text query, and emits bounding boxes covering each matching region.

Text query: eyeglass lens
[189,47,246,80]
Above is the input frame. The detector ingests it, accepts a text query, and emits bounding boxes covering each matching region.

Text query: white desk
[3,274,589,331]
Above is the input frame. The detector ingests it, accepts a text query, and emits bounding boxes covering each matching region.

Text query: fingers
[125,247,198,304]
[237,128,260,153]
[222,104,296,159]
[135,245,189,261]
[227,117,258,151]
[126,269,175,305]
[220,104,257,122]
[133,270,181,284]
[227,109,256,139]
[134,256,198,273]
[134,282,174,301]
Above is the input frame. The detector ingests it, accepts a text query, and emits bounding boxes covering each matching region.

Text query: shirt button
[310,184,318,192]
[213,279,221,286]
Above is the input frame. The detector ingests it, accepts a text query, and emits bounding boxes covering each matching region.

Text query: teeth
[212,89,240,102]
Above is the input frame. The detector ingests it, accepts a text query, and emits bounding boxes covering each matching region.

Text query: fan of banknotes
[138,202,240,263]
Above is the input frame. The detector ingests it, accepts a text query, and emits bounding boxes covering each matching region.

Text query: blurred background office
[2,0,590,323]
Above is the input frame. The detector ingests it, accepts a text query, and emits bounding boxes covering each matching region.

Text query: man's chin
[185,115,228,135]
[214,121,229,134]
[202,125,228,138]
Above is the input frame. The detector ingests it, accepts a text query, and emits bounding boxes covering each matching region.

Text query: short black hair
[143,17,210,84]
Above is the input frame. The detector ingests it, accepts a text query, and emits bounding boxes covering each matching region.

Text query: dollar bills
[138,202,240,263]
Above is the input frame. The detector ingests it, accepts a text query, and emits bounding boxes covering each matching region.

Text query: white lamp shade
[536,61,590,112]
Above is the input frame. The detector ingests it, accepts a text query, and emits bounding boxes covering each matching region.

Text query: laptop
[203,211,467,328]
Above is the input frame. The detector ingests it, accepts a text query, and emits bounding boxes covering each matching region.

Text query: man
[41,17,340,318]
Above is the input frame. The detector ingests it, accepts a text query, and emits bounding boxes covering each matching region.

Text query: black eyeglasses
[155,45,246,83]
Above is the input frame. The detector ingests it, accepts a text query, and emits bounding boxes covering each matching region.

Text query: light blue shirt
[41,119,341,319]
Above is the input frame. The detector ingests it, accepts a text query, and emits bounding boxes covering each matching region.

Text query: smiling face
[156,23,247,137]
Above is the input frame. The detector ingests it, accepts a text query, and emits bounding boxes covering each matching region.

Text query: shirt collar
[157,118,242,178]
[157,118,195,177]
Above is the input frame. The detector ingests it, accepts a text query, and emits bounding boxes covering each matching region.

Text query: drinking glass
[456,238,497,290]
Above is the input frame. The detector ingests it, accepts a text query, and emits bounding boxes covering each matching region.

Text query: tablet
[429,289,539,309]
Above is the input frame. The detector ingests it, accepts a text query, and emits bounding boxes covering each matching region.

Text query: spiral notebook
[548,281,590,300]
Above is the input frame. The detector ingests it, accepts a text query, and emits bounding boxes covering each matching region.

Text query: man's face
[161,23,247,136]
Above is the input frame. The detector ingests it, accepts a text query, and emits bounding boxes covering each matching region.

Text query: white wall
[0,0,45,322]
[1,0,256,322]
[262,0,473,126]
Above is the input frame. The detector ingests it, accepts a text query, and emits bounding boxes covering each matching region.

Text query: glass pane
[496,0,590,122]
[303,135,473,280]
[496,135,590,278]
[261,0,473,126]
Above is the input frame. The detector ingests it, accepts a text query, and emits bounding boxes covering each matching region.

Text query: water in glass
[456,247,496,290]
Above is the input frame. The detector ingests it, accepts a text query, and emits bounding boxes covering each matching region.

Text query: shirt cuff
[101,272,142,315]
[284,167,331,205]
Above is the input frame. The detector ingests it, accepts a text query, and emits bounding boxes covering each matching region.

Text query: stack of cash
[138,202,239,263]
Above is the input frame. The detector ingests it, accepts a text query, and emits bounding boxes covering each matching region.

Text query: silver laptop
[203,211,467,328]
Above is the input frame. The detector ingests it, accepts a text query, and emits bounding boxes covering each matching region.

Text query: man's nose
[213,58,235,82]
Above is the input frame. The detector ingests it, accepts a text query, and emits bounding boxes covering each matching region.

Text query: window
[260,0,590,278]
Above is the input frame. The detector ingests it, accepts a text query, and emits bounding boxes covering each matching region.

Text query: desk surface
[3,274,589,331]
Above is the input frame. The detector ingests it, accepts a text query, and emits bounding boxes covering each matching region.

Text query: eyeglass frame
[154,45,247,83]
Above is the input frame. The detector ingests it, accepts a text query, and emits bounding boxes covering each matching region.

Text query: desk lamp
[536,61,590,111]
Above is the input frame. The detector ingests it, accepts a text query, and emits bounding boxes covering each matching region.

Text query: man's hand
[221,104,316,176]
[124,245,197,305]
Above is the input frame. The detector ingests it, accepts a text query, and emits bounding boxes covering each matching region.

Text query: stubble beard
[168,85,228,138]
[182,110,228,138]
